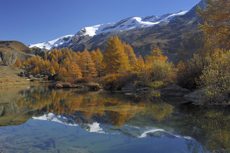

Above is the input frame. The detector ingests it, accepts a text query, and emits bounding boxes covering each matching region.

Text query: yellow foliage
[197,0,230,55]
[145,44,168,65]
[198,51,230,103]
[33,66,40,75]
[68,62,82,79]
[78,49,97,77]
[14,59,21,67]
[103,36,130,74]
[57,67,69,81]
[49,65,55,75]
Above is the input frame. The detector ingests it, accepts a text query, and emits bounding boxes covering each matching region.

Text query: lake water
[0,85,229,153]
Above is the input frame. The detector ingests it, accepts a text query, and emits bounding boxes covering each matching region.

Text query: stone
[184,88,206,102]
[55,83,63,88]
[121,81,137,93]
[28,75,33,79]
[87,83,101,91]
[62,82,72,88]
[35,74,41,78]
[71,84,79,88]
[160,84,191,97]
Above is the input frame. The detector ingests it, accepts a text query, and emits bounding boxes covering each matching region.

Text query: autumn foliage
[14,59,22,67]
[22,35,176,89]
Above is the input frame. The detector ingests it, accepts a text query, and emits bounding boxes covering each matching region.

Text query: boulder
[72,84,79,88]
[35,74,41,78]
[28,75,33,79]
[160,84,191,97]
[63,82,72,88]
[87,83,101,91]
[55,83,63,88]
[48,73,58,80]
[184,88,206,102]
[121,81,137,93]
[55,82,72,88]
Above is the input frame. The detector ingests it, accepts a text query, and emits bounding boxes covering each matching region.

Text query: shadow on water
[0,86,229,152]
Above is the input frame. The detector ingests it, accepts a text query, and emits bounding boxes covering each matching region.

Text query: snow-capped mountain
[29,11,187,50]
[75,11,188,37]
[29,35,73,50]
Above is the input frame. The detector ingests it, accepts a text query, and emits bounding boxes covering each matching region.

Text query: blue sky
[0,0,200,46]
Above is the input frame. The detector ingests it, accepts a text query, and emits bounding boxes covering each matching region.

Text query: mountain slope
[29,11,188,50]
[0,41,34,65]
[29,0,205,63]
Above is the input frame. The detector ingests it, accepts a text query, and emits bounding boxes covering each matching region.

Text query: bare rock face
[0,51,18,65]
[160,84,191,97]
[0,41,34,66]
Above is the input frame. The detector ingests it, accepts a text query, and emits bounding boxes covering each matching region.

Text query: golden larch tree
[57,67,69,80]
[68,62,82,79]
[78,49,97,77]
[134,55,145,71]
[145,44,168,65]
[54,61,60,72]
[14,59,21,67]
[103,36,130,74]
[33,66,40,75]
[91,49,104,76]
[49,65,55,75]
[123,43,137,69]
[197,0,230,55]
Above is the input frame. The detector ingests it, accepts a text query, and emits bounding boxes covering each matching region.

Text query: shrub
[176,54,209,90]
[138,61,176,87]
[70,77,92,84]
[101,73,138,90]
[198,51,230,104]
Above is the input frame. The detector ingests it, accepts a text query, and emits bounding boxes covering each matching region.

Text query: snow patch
[29,35,74,50]
[32,113,78,126]
[87,122,105,133]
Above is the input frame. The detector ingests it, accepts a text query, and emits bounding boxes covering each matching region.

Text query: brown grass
[0,66,30,86]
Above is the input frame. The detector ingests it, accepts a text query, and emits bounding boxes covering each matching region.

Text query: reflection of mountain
[32,113,78,126]
[1,86,229,153]
[0,102,37,127]
[32,112,193,140]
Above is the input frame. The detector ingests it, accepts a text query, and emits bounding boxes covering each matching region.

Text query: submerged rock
[160,84,191,97]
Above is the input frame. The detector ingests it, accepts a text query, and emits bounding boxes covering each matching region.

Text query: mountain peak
[29,11,188,50]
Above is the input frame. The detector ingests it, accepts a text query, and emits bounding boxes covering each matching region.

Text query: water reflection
[15,88,174,127]
[0,86,229,152]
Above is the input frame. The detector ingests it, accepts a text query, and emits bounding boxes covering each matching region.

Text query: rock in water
[160,84,191,97]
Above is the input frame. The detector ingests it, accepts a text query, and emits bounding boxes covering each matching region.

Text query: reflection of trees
[195,109,230,152]
[15,89,174,127]
[178,104,230,153]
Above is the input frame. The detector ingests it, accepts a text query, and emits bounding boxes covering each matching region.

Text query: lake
[0,85,229,153]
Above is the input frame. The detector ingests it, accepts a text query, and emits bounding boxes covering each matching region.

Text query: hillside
[0,41,34,65]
